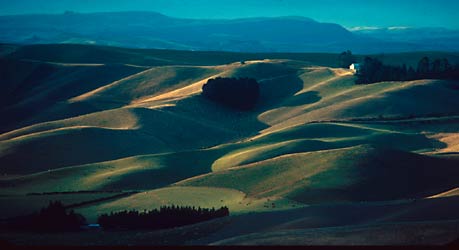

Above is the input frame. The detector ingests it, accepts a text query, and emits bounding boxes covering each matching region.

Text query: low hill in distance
[1,11,458,53]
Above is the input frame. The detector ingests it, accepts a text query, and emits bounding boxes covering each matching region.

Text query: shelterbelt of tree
[356,56,459,84]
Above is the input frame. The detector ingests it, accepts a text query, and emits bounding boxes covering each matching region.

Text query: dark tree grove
[7,201,86,231]
[417,56,430,78]
[202,77,260,110]
[97,205,230,230]
[339,50,356,68]
[356,56,459,84]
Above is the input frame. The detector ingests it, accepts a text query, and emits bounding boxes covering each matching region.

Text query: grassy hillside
[2,44,459,245]
[178,145,459,203]
[75,186,302,223]
[0,59,145,132]
[1,55,458,192]
[0,107,244,175]
[0,149,222,194]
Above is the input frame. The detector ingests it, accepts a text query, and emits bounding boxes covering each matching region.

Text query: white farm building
[349,63,361,74]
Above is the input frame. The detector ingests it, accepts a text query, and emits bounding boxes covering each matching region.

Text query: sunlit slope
[70,65,222,110]
[75,186,302,222]
[259,74,459,135]
[131,61,304,137]
[340,116,459,154]
[430,133,459,154]
[303,79,459,120]
[0,61,306,196]
[0,121,439,195]
[0,149,227,195]
[178,145,459,203]
[2,57,459,205]
[2,45,459,246]
[211,122,437,171]
[258,67,354,125]
[0,108,139,141]
[0,107,243,175]
[133,60,301,106]
[0,60,305,175]
[0,59,145,132]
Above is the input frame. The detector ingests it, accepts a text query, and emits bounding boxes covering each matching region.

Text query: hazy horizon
[0,0,458,29]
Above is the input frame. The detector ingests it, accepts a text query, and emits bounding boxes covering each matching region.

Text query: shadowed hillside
[0,59,145,132]
[1,44,459,245]
[177,145,459,203]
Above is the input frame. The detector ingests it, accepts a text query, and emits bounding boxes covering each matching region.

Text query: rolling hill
[1,44,459,245]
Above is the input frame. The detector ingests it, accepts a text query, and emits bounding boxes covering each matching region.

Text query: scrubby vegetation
[6,201,86,231]
[356,56,459,84]
[202,77,260,110]
[97,205,229,230]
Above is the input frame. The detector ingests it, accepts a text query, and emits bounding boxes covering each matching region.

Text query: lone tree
[202,77,260,110]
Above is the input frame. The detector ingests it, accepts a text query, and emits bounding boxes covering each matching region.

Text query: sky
[0,0,458,29]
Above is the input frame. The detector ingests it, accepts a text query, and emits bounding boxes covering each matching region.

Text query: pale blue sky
[0,0,458,29]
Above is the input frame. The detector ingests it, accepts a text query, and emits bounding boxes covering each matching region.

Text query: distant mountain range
[352,26,459,52]
[0,11,458,53]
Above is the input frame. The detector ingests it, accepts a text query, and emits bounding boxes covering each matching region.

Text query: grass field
[1,44,459,245]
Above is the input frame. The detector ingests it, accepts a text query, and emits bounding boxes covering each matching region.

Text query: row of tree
[416,57,458,79]
[5,201,230,232]
[356,56,459,84]
[202,77,260,110]
[98,205,230,230]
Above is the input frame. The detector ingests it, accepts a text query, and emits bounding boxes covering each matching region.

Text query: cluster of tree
[202,77,260,110]
[356,56,459,84]
[416,57,459,79]
[6,201,86,231]
[339,50,356,68]
[97,205,229,230]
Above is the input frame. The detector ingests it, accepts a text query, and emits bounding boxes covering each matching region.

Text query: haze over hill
[1,11,458,53]
[352,26,459,52]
